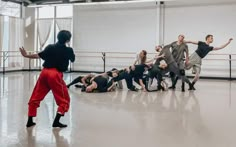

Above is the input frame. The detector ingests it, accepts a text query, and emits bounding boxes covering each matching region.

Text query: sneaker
[157,85,165,91]
[188,83,196,90]
[129,87,139,92]
[168,86,176,89]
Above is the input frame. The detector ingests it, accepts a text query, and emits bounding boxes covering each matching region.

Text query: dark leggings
[110,70,137,90]
[148,64,164,87]
[67,76,83,87]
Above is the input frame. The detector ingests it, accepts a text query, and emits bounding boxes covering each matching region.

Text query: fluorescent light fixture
[27,0,170,7]
[74,0,159,5]
[28,3,71,7]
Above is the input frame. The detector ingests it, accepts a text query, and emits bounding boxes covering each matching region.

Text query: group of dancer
[19,30,232,128]
[67,34,233,93]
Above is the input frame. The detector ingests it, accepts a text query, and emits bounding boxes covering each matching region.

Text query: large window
[56,6,73,46]
[0,1,21,17]
[0,16,9,68]
[0,16,23,69]
[56,5,73,18]
[38,6,54,19]
[0,1,22,68]
[35,5,73,68]
[36,5,73,51]
[2,16,9,52]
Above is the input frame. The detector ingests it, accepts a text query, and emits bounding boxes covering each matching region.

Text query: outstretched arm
[154,54,165,60]
[145,58,155,64]
[213,38,233,50]
[19,47,40,59]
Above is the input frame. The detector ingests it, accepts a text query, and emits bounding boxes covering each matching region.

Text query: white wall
[72,1,236,78]
[73,2,159,71]
[164,2,236,78]
[73,2,159,52]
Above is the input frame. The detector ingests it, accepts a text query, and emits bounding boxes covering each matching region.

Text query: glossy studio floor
[1,71,236,147]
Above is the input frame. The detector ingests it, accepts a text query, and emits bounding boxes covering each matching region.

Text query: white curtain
[8,17,24,68]
[0,16,3,68]
[56,18,72,31]
[0,16,4,51]
[37,19,53,49]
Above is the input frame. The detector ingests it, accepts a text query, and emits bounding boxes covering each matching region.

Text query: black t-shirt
[38,42,75,72]
[130,64,146,79]
[195,41,213,58]
[94,76,109,92]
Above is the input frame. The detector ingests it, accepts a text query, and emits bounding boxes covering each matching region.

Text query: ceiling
[1,0,132,6]
[1,0,236,6]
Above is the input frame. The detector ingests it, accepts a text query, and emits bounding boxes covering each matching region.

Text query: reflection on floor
[0,71,236,147]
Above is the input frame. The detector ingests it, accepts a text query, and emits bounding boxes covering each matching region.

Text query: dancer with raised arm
[185,35,233,90]
[20,30,75,128]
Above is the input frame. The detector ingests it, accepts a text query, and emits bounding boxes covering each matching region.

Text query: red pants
[28,68,70,117]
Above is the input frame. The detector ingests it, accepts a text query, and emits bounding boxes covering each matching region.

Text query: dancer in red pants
[19,30,75,128]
